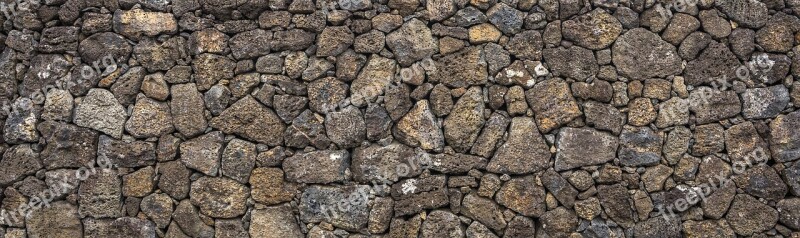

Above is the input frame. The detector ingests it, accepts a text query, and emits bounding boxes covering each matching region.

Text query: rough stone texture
[4,1,800,237]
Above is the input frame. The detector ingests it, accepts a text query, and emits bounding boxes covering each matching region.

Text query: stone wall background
[0,0,799,237]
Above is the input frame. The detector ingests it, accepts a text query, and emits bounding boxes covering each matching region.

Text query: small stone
[487,117,551,174]
[770,111,800,162]
[462,193,506,233]
[619,126,663,167]
[386,19,437,66]
[122,166,155,197]
[468,23,501,43]
[125,95,174,138]
[170,84,208,137]
[612,28,682,79]
[741,85,790,120]
[210,96,286,146]
[180,131,224,176]
[283,150,349,184]
[113,9,177,40]
[250,204,304,238]
[495,175,546,217]
[726,194,779,236]
[74,89,127,139]
[97,135,156,168]
[562,8,623,50]
[555,127,619,171]
[79,170,123,218]
[692,123,725,156]
[525,79,582,133]
[299,185,370,231]
[394,100,445,151]
[250,167,294,205]
[661,13,700,45]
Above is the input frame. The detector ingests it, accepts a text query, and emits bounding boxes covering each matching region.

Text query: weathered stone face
[6,1,800,236]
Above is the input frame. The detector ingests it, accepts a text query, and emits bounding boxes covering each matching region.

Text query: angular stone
[619,126,663,167]
[190,176,249,218]
[495,175,546,217]
[562,9,622,50]
[443,87,485,153]
[273,94,308,123]
[26,202,82,238]
[38,121,98,169]
[684,42,742,86]
[627,97,657,126]
[308,77,348,114]
[541,169,579,208]
[250,204,303,238]
[173,200,214,238]
[180,131,223,176]
[525,79,582,133]
[540,207,578,236]
[122,166,155,197]
[632,216,681,238]
[170,84,207,137]
[386,19,437,66]
[555,127,619,171]
[250,167,294,205]
[283,150,349,184]
[351,56,395,107]
[420,211,463,237]
[682,220,736,238]
[612,28,682,79]
[597,184,636,228]
[689,87,742,124]
[140,193,173,229]
[741,85,790,119]
[158,160,191,200]
[125,96,173,138]
[726,194,779,236]
[394,100,445,151]
[113,9,177,40]
[74,89,127,139]
[462,193,506,233]
[770,111,800,162]
[430,47,488,88]
[211,96,286,146]
[505,30,543,60]
[97,135,156,168]
[716,0,769,28]
[542,46,598,80]
[692,123,725,156]
[192,53,235,91]
[299,185,370,231]
[79,170,123,218]
[285,110,331,149]
[487,117,551,174]
[0,144,41,186]
[486,3,523,34]
[734,164,787,201]
[220,138,256,183]
[351,143,421,183]
[317,26,354,57]
[661,13,700,45]
[325,106,366,148]
[229,29,272,59]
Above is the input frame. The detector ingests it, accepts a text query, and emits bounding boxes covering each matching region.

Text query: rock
[504,216,536,238]
[725,122,770,164]
[192,53,235,91]
[220,139,256,183]
[97,135,156,168]
[655,97,690,128]
[173,200,215,238]
[210,96,286,146]
[229,29,272,59]
[308,77,348,114]
[325,106,366,148]
[661,13,700,45]
[741,85,790,119]
[689,87,742,124]
[170,84,208,137]
[78,32,132,64]
[420,210,463,237]
[684,42,742,86]
[632,216,681,238]
[351,56,396,107]
[597,184,636,228]
[430,47,488,88]
[716,0,769,28]
[572,80,613,103]
[273,94,308,123]
[42,89,74,121]
[584,101,625,134]
[495,175,546,217]
[122,166,155,197]
[74,89,127,139]
[612,28,682,79]
[386,19,437,66]
[679,32,714,60]
[770,111,800,162]
[179,131,223,176]
[190,176,249,218]
[692,123,725,156]
[158,161,191,200]
[525,79,582,133]
[682,220,736,238]
[250,167,294,205]
[299,185,370,231]
[733,164,787,201]
[113,9,177,40]
[462,193,507,233]
[125,96,174,138]
[38,121,98,169]
[26,202,83,238]
[726,194,779,236]
[79,170,123,218]
[468,23,501,43]
[250,204,304,238]
[394,100,445,151]
[140,193,173,229]
[443,87,485,153]
[505,30,543,60]
[283,150,349,184]
[285,110,331,149]
[486,3,524,34]
[555,127,619,171]
[487,117,551,174]
[641,164,673,192]
[0,144,41,186]
[619,126,663,167]
[317,26,354,57]
[466,221,498,238]
[351,143,421,183]
[562,9,623,50]
[699,9,731,39]
[540,207,578,236]
[543,46,598,81]
[627,97,657,126]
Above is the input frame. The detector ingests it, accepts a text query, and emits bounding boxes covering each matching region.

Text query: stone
[73,89,127,139]
[505,30,543,60]
[158,160,191,200]
[325,106,366,148]
[661,13,700,45]
[525,79,582,133]
[229,29,272,59]
[540,207,578,236]
[584,101,624,134]
[190,176,249,218]
[386,19,437,66]
[220,139,256,183]
[486,3,523,34]
[684,42,742,86]
[420,211,463,237]
[125,96,174,138]
[0,144,41,186]
[562,8,623,50]
[122,166,154,197]
[394,100,445,151]
[541,169,579,208]
[351,56,396,106]
[627,97,657,126]
[273,94,308,123]
[79,170,123,218]
[317,26,354,57]
[250,167,294,205]
[689,87,742,124]
[462,193,506,233]
[26,202,82,238]
[597,184,636,228]
[632,216,682,238]
[726,194,779,236]
[192,53,236,91]
[542,46,598,80]
[741,85,790,119]
[682,220,736,238]
[692,123,725,156]
[733,164,787,201]
[173,200,214,238]
[503,216,536,238]
[180,131,223,176]
[619,126,663,167]
[495,175,546,217]
[299,185,370,231]
[42,89,73,121]
[716,0,769,28]
[699,9,731,39]
[211,96,286,146]
[38,121,98,169]
[97,135,156,168]
[612,28,682,79]
[487,117,551,174]
[113,9,177,40]
[555,127,619,171]
[283,150,349,184]
[170,84,208,137]
[140,193,173,229]
[430,47,488,88]
[250,204,304,238]
[351,143,420,183]
[443,87,485,153]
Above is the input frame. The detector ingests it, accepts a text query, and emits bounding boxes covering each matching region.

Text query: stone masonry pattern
[1,0,800,237]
